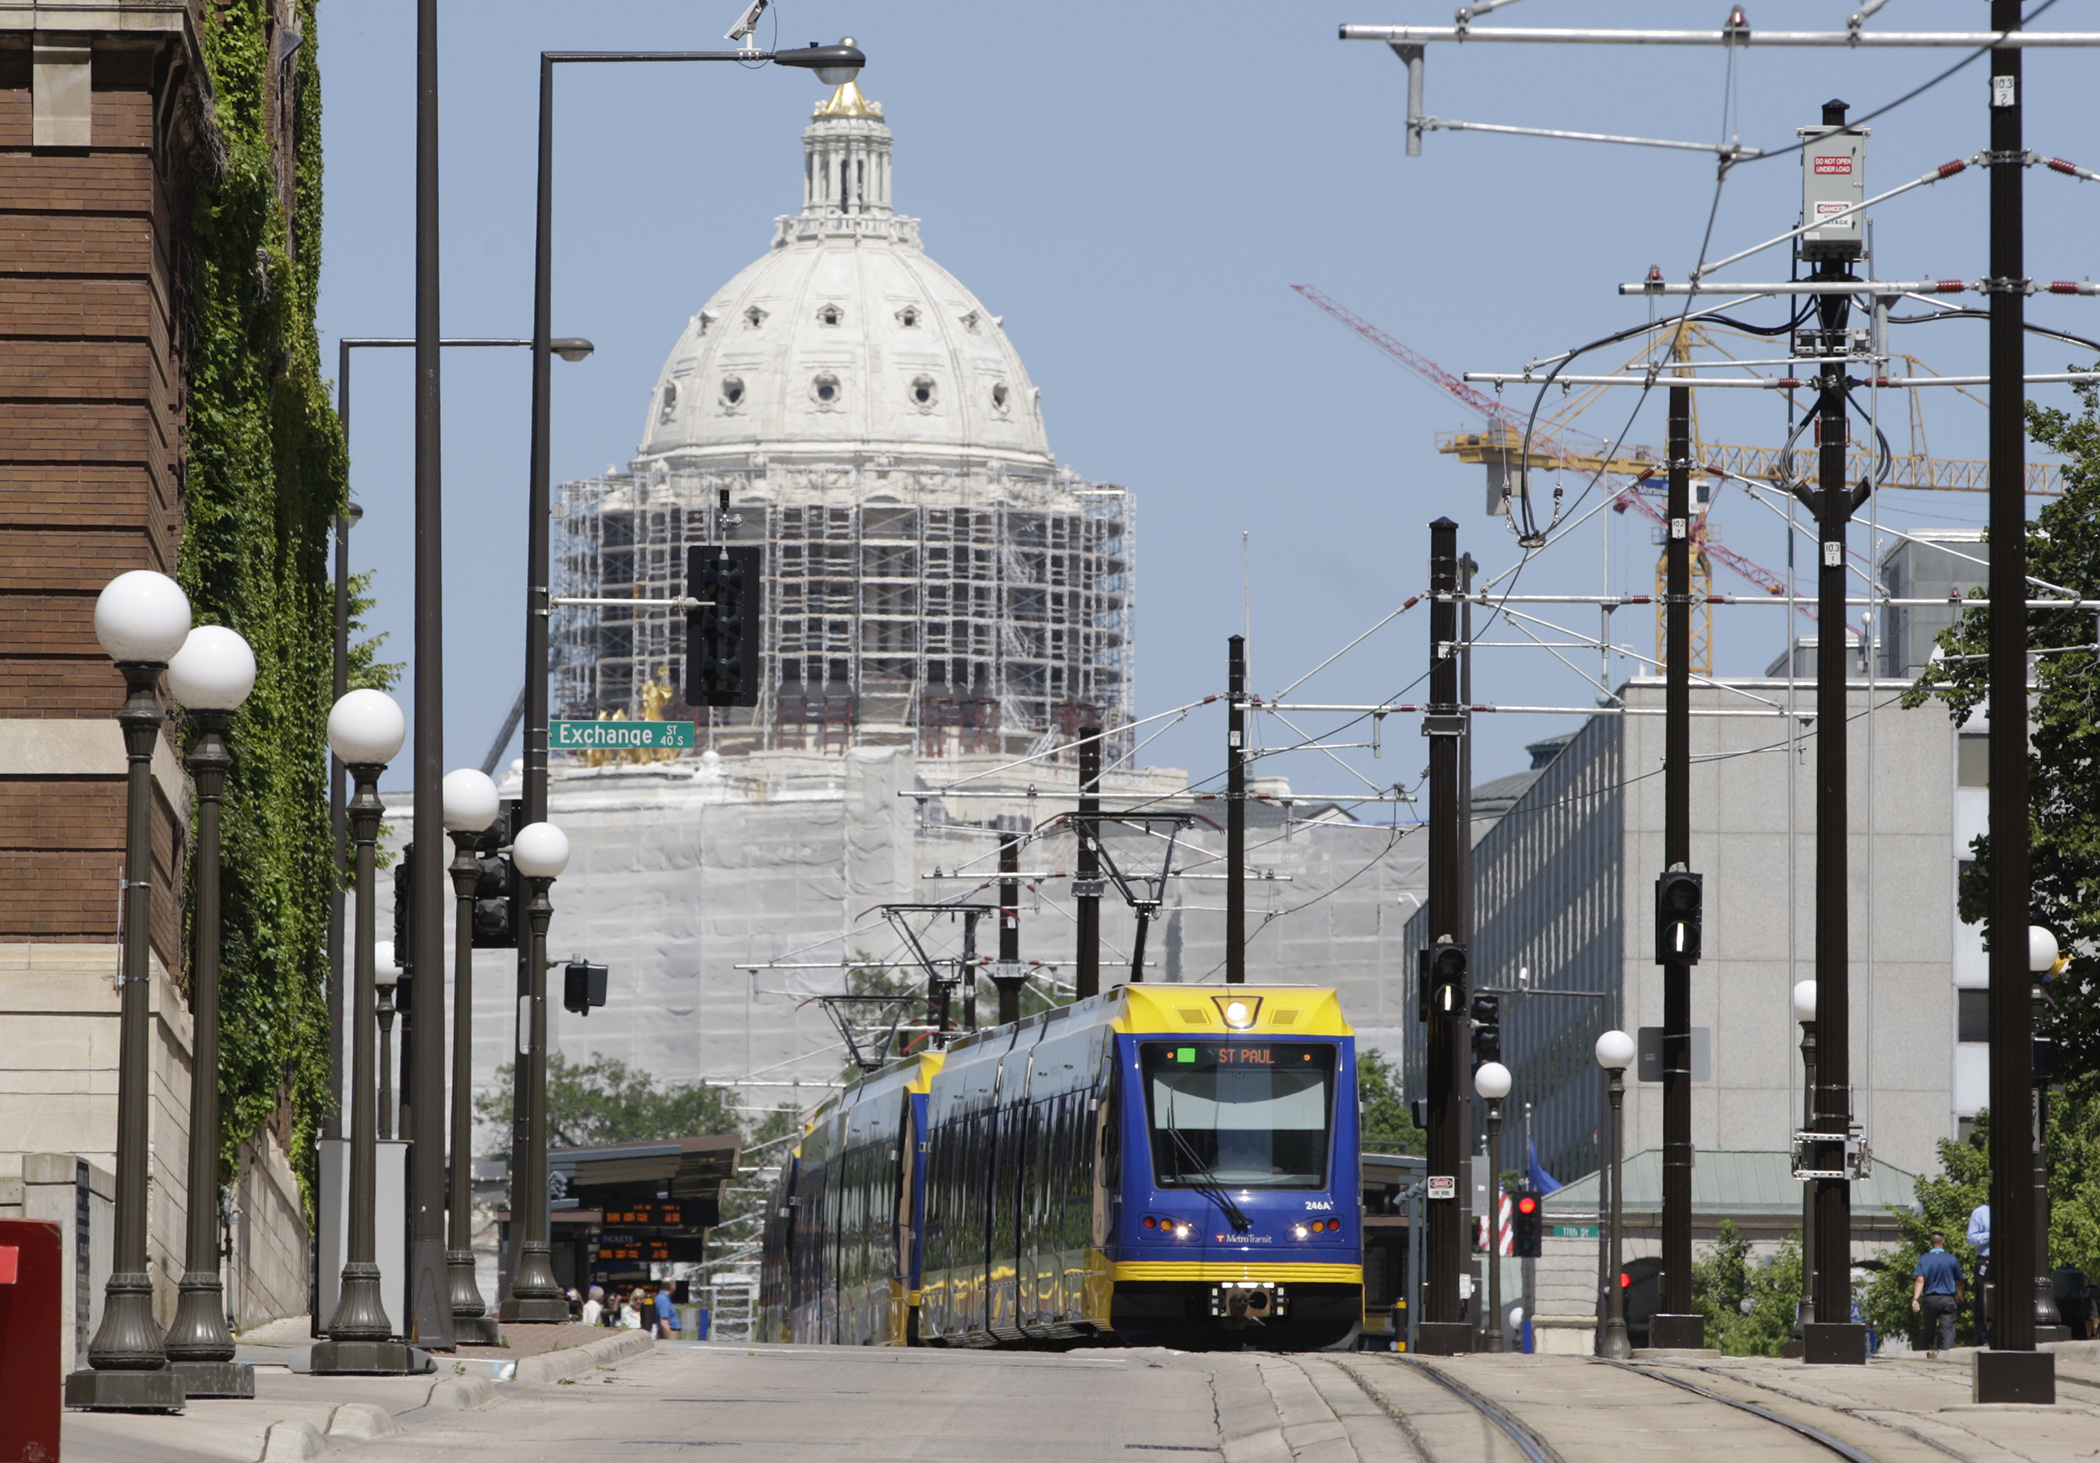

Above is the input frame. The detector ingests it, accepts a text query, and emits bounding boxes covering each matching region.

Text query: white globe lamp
[2029,925,2060,975]
[1473,1061,1513,1100]
[167,625,257,710]
[442,768,500,833]
[1595,1029,1636,1072]
[95,569,191,664]
[513,822,570,880]
[327,689,406,767]
[372,940,403,990]
[1791,979,1818,1024]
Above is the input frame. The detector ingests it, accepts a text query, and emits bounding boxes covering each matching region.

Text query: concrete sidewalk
[61,1320,654,1463]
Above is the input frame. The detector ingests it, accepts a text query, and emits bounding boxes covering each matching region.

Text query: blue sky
[317,1,2099,797]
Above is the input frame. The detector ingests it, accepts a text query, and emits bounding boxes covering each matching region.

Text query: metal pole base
[1597,1318,1632,1359]
[85,1271,166,1370]
[165,1272,237,1365]
[1412,1321,1474,1355]
[309,1339,435,1376]
[64,1366,184,1413]
[169,1360,255,1399]
[453,1314,503,1345]
[1649,1314,1706,1349]
[323,1262,394,1342]
[500,1295,571,1324]
[1974,1349,2055,1404]
[504,1241,567,1323]
[447,1248,499,1344]
[1802,1321,1867,1365]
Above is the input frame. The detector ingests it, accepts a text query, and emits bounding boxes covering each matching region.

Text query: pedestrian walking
[1912,1230,1965,1356]
[581,1284,604,1327]
[619,1288,643,1330]
[654,1281,680,1340]
[1967,1201,1991,1347]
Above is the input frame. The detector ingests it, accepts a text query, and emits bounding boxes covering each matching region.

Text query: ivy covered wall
[179,0,343,1212]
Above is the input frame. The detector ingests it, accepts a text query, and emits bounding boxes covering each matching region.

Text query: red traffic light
[1516,1195,1538,1215]
[1619,1272,1632,1289]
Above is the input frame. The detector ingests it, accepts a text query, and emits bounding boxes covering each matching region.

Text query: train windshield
[1141,1042,1336,1190]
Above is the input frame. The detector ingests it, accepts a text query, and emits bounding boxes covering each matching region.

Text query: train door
[892,1095,918,1345]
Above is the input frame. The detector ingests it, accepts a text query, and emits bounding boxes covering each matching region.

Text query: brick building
[0,1,311,1346]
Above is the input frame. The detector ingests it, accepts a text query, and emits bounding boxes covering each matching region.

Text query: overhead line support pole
[1979,0,2054,1405]
[1652,384,1703,1349]
[1418,518,1471,1356]
[1076,727,1102,1000]
[1226,636,1247,984]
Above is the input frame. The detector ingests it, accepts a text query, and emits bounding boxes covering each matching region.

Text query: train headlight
[1293,1224,1309,1239]
[1174,1223,1191,1239]
[1223,1000,1252,1029]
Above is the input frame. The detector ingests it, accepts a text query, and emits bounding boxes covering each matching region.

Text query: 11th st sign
[550,719,696,751]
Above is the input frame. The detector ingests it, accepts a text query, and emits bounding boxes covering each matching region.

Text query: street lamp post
[508,37,863,1314]
[1791,980,1818,1354]
[163,625,260,1400]
[443,768,503,1343]
[328,499,361,1156]
[67,571,192,1413]
[374,945,402,1141]
[2029,926,2067,1342]
[1595,1029,1636,1360]
[1475,1061,1513,1353]
[312,689,425,1375]
[502,821,571,1322]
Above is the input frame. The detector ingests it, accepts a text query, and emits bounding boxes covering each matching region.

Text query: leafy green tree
[1903,379,2100,1082]
[1358,1047,1426,1155]
[475,1052,739,1153]
[1691,1221,1805,1356]
[2046,1075,2100,1296]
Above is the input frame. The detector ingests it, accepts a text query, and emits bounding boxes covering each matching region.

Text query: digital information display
[1159,1043,1325,1068]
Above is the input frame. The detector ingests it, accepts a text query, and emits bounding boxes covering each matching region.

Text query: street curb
[511,1328,655,1384]
[423,1374,497,1410]
[258,1419,325,1461]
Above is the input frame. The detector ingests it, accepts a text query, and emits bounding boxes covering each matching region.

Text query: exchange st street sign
[551,719,696,751]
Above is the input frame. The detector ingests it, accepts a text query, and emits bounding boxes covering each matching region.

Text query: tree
[1903,379,2100,1082]
[1691,1220,1804,1357]
[1358,1047,1426,1155]
[1862,1115,1990,1350]
[474,1052,739,1154]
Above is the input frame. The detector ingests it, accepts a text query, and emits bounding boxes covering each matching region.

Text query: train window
[1141,1042,1336,1190]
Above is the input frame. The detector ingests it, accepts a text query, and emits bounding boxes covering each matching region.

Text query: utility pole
[1418,517,1472,1355]
[407,0,454,1350]
[1980,0,2052,1404]
[1791,99,1867,1368]
[1651,382,1704,1349]
[1075,726,1102,1000]
[993,827,1026,1024]
[1226,635,1247,984]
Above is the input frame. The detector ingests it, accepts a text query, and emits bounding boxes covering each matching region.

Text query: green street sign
[1551,1224,1599,1239]
[550,719,696,751]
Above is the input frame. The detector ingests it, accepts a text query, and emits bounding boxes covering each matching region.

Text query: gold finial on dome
[814,79,882,118]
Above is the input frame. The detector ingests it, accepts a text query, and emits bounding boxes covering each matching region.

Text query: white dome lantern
[167,625,258,710]
[95,570,192,664]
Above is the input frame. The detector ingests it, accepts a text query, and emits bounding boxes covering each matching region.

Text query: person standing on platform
[654,1282,680,1340]
[1912,1231,1966,1356]
[1967,1201,1991,1347]
[581,1285,604,1327]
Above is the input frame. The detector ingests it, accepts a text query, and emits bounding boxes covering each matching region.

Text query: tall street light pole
[443,769,504,1344]
[163,626,259,1399]
[1595,1029,1635,1359]
[1226,634,1246,983]
[502,821,572,1322]
[507,40,865,1310]
[1474,1061,1512,1354]
[313,690,423,1375]
[68,571,192,1413]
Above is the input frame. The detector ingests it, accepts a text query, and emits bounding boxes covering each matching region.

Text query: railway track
[1359,1354,1896,1463]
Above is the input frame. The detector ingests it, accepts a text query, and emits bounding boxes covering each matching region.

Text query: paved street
[66,1333,2100,1463]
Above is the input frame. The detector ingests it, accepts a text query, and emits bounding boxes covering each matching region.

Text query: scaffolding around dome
[553,459,1135,764]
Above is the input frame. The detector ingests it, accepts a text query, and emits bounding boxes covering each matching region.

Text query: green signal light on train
[1177,1047,1196,1063]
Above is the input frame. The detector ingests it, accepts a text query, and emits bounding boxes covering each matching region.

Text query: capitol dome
[639,82,1051,471]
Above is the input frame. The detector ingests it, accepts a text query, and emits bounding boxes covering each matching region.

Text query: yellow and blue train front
[1104,991,1362,1349]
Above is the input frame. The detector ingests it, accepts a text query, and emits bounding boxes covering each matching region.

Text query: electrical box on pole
[1798,106,1868,262]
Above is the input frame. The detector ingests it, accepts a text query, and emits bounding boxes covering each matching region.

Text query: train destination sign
[551,719,695,751]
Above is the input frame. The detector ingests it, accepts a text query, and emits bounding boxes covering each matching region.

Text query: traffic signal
[393,844,414,975]
[1418,942,1468,1023]
[564,960,609,1017]
[1512,1188,1542,1257]
[469,798,524,950]
[1470,991,1502,1067]
[1654,869,1704,965]
[686,543,764,708]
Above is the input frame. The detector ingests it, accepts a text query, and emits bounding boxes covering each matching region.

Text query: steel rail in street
[1598,1362,1888,1463]
[1392,1358,1567,1463]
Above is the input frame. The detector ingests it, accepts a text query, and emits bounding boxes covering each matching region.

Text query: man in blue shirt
[653,1282,680,1340]
[1912,1231,1965,1355]
[1967,1202,1991,1347]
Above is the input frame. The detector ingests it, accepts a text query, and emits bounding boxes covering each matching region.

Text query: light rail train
[757,985,1362,1350]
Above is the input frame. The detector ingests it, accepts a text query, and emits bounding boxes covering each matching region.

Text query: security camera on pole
[163,624,260,1399]
[67,571,192,1413]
